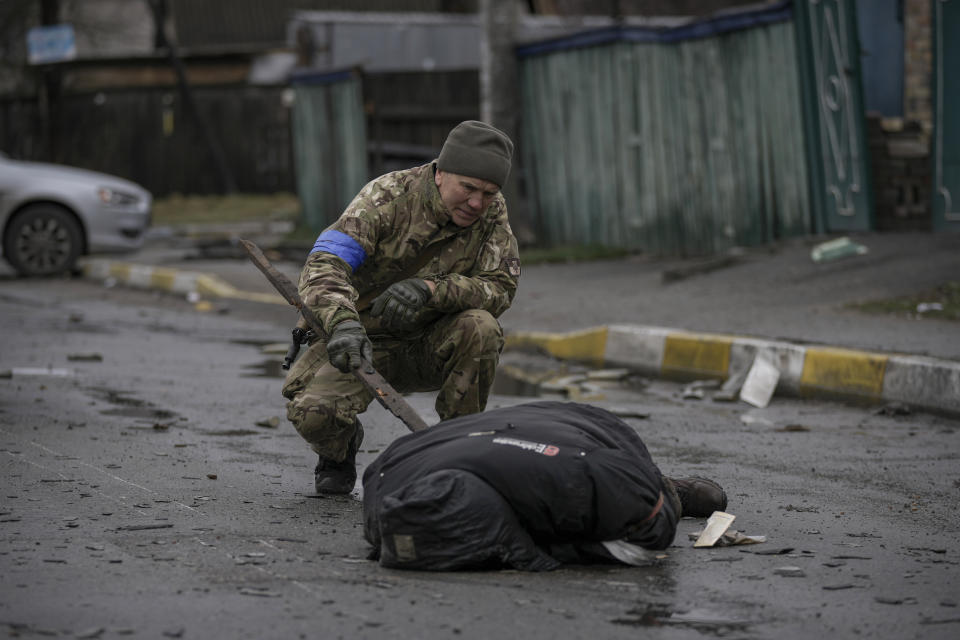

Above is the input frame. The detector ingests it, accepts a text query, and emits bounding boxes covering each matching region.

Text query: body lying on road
[362,401,727,571]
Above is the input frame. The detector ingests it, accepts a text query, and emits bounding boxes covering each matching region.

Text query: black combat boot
[314,427,363,495]
[662,476,727,518]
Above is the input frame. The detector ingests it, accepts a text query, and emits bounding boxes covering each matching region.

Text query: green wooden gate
[933,0,960,231]
[794,0,874,232]
[290,69,368,232]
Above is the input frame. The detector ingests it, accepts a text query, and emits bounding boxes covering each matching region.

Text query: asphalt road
[1,271,959,639]
[127,229,960,360]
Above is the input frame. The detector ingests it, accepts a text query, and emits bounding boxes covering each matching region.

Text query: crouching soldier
[363,401,728,571]
[282,121,521,494]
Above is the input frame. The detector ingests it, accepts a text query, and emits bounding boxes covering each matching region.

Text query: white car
[0,152,152,276]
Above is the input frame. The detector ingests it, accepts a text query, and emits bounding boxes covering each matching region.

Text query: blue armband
[310,230,367,271]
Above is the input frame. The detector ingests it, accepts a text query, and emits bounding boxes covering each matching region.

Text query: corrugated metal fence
[518,3,810,255]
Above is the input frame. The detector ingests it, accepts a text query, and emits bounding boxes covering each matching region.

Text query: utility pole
[146,0,236,194]
[479,0,534,242]
[38,0,61,162]
[479,0,520,135]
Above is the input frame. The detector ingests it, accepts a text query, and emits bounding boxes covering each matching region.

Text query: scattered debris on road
[67,353,104,362]
[876,401,912,416]
[689,528,766,546]
[661,252,742,283]
[0,367,72,378]
[693,512,736,548]
[739,353,780,408]
[773,566,806,577]
[811,236,868,262]
[116,524,174,531]
[916,302,944,313]
[681,379,720,400]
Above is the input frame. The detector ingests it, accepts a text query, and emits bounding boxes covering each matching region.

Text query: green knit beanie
[437,120,513,187]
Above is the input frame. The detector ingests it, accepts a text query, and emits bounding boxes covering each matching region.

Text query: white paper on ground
[693,511,736,548]
[739,353,781,408]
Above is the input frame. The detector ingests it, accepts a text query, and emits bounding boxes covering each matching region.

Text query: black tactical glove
[370,278,432,333]
[326,320,374,374]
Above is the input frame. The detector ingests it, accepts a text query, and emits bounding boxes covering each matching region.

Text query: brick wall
[903,0,932,134]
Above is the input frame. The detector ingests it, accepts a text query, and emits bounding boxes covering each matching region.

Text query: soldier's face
[435,169,500,227]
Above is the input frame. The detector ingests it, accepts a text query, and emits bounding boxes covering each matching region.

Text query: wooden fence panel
[1,86,295,197]
[518,6,811,255]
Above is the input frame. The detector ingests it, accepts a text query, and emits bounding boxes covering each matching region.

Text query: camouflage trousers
[281,309,504,461]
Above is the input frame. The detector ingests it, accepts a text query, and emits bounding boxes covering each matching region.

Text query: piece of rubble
[823,583,857,591]
[116,523,173,531]
[776,424,810,432]
[540,374,587,392]
[713,364,750,402]
[67,353,103,362]
[810,236,868,262]
[752,547,794,555]
[875,402,911,416]
[773,566,806,577]
[681,379,720,400]
[586,369,630,381]
[6,367,72,377]
[688,529,766,546]
[255,416,280,429]
[916,302,943,313]
[875,596,914,605]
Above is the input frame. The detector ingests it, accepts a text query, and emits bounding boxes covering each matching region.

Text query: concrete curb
[77,259,959,416]
[79,258,286,305]
[505,325,960,416]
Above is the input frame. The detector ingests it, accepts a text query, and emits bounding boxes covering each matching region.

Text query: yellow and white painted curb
[79,259,286,305]
[506,325,960,416]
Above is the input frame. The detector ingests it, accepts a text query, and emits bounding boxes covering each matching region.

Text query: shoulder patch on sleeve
[503,257,521,277]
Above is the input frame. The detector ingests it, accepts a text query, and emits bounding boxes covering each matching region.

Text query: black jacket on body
[362,401,678,571]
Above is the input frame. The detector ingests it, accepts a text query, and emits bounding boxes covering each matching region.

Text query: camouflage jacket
[299,162,520,337]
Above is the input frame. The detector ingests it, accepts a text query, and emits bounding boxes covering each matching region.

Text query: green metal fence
[291,69,368,232]
[518,5,811,255]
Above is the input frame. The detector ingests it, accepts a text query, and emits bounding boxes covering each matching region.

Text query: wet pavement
[1,270,958,639]
[105,229,960,360]
[3,223,960,637]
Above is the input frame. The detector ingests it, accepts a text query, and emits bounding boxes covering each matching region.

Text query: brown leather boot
[662,476,727,518]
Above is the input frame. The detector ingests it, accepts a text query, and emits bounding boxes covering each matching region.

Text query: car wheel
[3,204,84,276]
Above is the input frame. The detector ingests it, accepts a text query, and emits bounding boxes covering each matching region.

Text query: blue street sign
[27,24,77,65]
